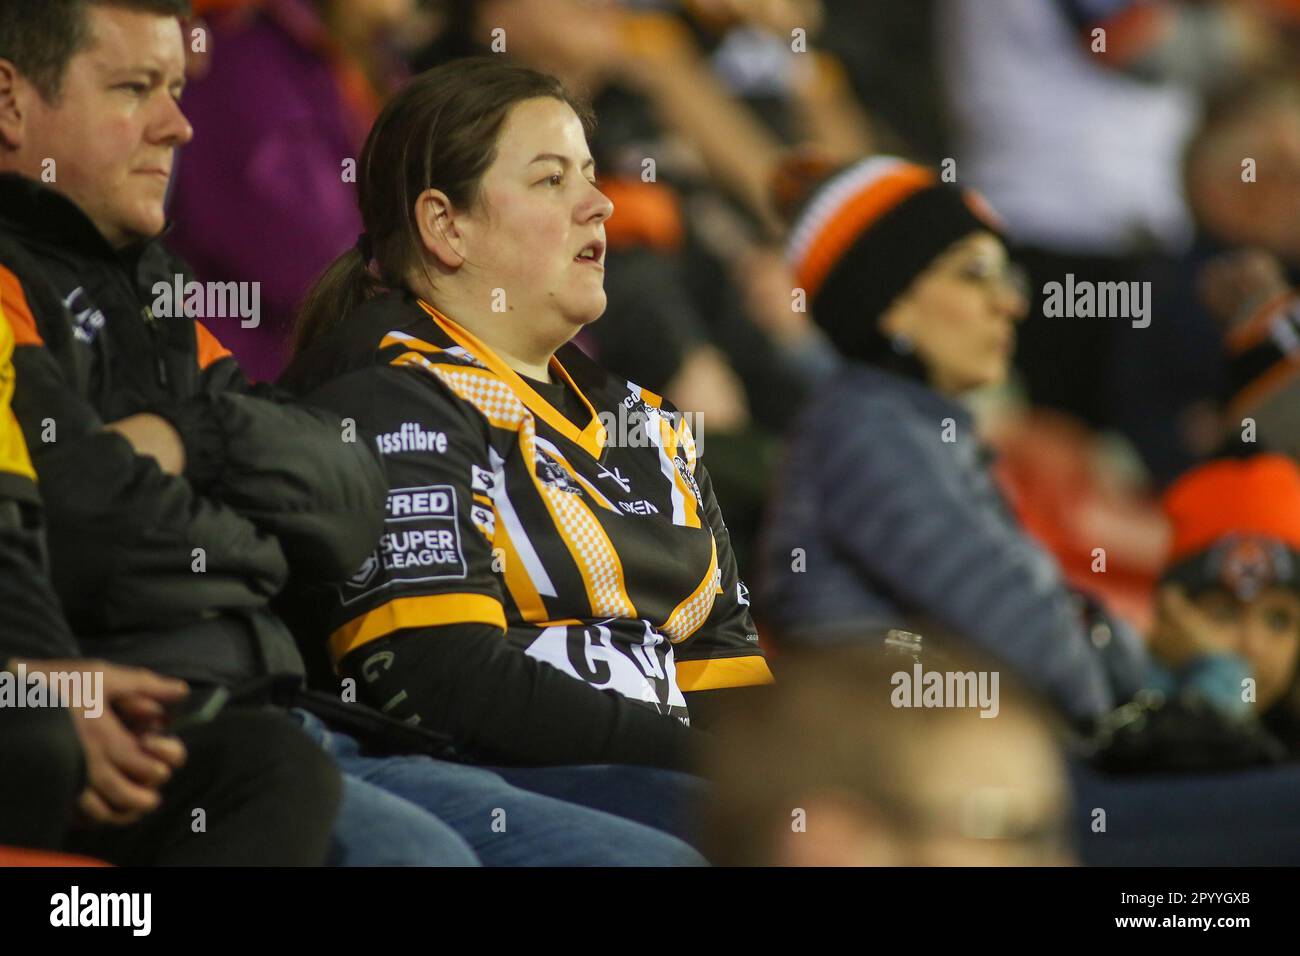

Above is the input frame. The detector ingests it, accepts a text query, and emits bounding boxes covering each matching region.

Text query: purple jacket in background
[167,0,377,382]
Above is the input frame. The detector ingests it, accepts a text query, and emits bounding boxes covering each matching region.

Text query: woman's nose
[997,284,1029,322]
[999,265,1031,321]
[583,183,614,223]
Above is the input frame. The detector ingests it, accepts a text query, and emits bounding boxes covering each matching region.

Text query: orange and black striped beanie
[778,154,1000,364]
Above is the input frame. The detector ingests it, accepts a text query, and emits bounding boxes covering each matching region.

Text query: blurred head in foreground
[705,646,1072,866]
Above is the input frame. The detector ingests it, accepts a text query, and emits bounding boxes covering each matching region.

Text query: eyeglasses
[954,258,1030,300]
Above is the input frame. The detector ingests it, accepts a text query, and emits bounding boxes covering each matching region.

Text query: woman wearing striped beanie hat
[760,154,1152,727]
[776,153,1025,388]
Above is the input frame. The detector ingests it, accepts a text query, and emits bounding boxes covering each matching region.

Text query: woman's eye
[117,82,148,95]
[964,260,999,279]
[548,173,564,186]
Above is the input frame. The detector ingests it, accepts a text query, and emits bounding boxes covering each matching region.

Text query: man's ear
[414,188,466,270]
[0,59,27,153]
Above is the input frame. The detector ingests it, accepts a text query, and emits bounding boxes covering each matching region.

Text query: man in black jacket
[1,301,343,865]
[0,0,703,865]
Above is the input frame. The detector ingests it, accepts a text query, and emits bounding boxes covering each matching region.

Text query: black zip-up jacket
[1,297,78,664]
[0,174,386,685]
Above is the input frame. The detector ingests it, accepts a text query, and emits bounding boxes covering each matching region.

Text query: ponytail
[293,247,379,356]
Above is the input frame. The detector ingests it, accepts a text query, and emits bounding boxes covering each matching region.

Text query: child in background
[1149,453,1300,752]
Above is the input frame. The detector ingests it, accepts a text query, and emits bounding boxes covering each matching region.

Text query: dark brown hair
[294,57,595,354]
[0,0,191,102]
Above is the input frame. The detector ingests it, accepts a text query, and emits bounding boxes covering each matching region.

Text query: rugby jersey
[283,292,771,728]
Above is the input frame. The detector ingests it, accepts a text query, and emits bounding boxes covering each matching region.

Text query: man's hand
[13,659,189,826]
[105,413,186,475]
[1150,586,1239,670]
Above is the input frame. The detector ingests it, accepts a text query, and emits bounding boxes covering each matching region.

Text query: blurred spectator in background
[423,0,871,228]
[705,646,1073,866]
[818,0,947,159]
[168,0,428,381]
[1215,268,1300,460]
[1107,76,1300,484]
[987,72,1300,630]
[1189,80,1300,316]
[939,0,1284,475]
[759,155,1148,727]
[1148,454,1300,752]
[1155,78,1300,471]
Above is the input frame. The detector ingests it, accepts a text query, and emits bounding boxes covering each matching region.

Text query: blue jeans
[292,710,705,866]
[489,764,707,849]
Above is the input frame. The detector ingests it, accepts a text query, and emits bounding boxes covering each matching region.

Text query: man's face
[14,7,192,248]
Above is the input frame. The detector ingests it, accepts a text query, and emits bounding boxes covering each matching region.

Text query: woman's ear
[414,188,465,269]
[878,293,917,342]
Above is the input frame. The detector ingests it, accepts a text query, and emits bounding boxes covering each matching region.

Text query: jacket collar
[0,172,171,271]
[841,361,976,432]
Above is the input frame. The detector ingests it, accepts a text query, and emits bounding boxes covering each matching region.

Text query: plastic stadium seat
[0,847,110,867]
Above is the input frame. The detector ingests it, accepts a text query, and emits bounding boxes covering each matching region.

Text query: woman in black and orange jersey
[281,58,772,784]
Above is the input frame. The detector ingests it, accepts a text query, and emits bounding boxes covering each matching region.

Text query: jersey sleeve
[670,414,773,693]
[297,364,509,670]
